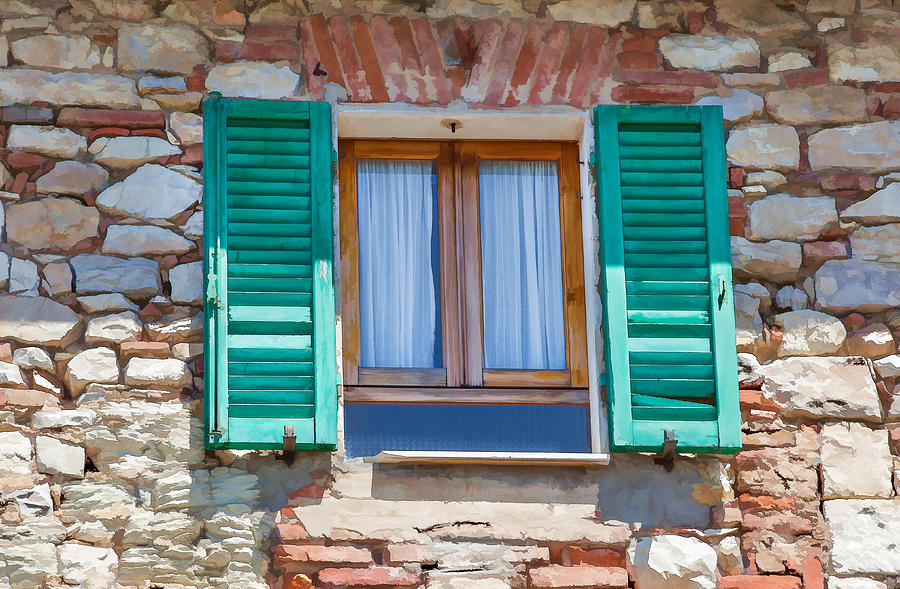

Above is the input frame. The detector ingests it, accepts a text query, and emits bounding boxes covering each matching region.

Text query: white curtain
[479,160,565,370]
[357,159,441,368]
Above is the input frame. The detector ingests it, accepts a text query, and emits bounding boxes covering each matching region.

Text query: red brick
[287,483,327,501]
[348,16,390,102]
[139,303,164,322]
[504,21,545,106]
[868,82,900,93]
[6,151,49,171]
[551,23,589,104]
[883,96,900,119]
[622,36,656,52]
[283,573,313,589]
[841,312,867,331]
[245,24,298,42]
[243,40,300,62]
[277,522,310,542]
[461,19,506,105]
[730,217,745,236]
[483,20,528,106]
[821,172,876,191]
[213,5,245,27]
[742,512,814,535]
[867,95,883,117]
[739,389,781,412]
[182,145,202,166]
[312,13,347,90]
[119,341,171,361]
[11,171,27,194]
[57,108,165,129]
[318,567,420,587]
[385,543,436,564]
[782,69,829,87]
[589,32,621,105]
[527,22,568,105]
[613,67,718,87]
[687,11,704,33]
[566,546,625,567]
[818,226,848,240]
[389,17,427,103]
[214,40,241,61]
[187,65,206,92]
[728,167,745,188]
[131,129,168,139]
[411,17,452,104]
[719,576,802,589]
[888,424,900,455]
[738,494,794,512]
[802,555,823,589]
[612,85,693,104]
[275,544,373,571]
[529,565,628,588]
[617,51,658,69]
[569,27,609,107]
[802,240,848,269]
[87,127,130,143]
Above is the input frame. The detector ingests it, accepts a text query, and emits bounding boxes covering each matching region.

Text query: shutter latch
[654,429,678,472]
[280,425,297,466]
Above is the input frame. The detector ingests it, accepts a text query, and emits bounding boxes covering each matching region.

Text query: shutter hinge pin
[654,429,678,472]
[280,425,297,466]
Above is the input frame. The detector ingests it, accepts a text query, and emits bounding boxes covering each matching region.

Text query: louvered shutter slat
[596,105,740,454]
[204,97,337,450]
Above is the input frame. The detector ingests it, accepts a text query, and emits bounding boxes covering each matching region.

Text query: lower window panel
[345,403,590,456]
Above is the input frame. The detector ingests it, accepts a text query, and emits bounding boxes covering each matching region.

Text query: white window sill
[366,450,611,466]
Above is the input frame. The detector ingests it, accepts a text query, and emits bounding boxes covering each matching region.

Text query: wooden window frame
[339,139,588,405]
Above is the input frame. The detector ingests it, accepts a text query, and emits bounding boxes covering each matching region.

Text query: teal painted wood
[203,97,337,451]
[595,104,741,454]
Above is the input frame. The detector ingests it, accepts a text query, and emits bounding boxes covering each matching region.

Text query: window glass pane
[358,159,442,368]
[479,160,565,370]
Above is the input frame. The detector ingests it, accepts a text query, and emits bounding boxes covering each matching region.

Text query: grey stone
[146,311,202,344]
[694,89,763,122]
[124,357,192,388]
[122,510,202,546]
[716,0,810,36]
[774,285,808,311]
[6,124,86,159]
[828,580,888,589]
[748,194,837,242]
[0,252,8,290]
[65,347,119,397]
[118,23,210,75]
[0,105,53,124]
[138,75,187,94]
[102,224,192,256]
[9,258,38,295]
[851,224,900,262]
[3,483,52,517]
[35,161,108,195]
[0,69,140,108]
[828,40,900,83]
[746,171,787,191]
[10,34,101,70]
[31,407,96,429]
[12,347,53,372]
[731,237,802,283]
[815,259,900,313]
[774,309,846,356]
[873,355,900,379]
[735,292,764,351]
[659,35,760,71]
[6,197,99,250]
[42,261,73,296]
[57,544,118,587]
[842,183,900,224]
[169,261,202,305]
[809,121,900,173]
[1,542,58,587]
[627,535,717,589]
[843,323,895,359]
[182,211,202,239]
[825,499,900,575]
[726,124,800,170]
[35,435,84,478]
[71,254,161,299]
[58,480,136,524]
[734,282,772,314]
[85,311,143,345]
[96,163,201,220]
[545,0,636,26]
[768,51,812,72]
[90,136,181,169]
[0,295,81,346]
[765,86,867,125]
[759,356,882,422]
[77,293,140,313]
[169,111,202,145]
[821,423,894,499]
[0,360,26,388]
[0,431,31,475]
[205,61,301,99]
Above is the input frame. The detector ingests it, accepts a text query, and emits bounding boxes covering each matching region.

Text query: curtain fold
[357,159,441,368]
[479,160,565,370]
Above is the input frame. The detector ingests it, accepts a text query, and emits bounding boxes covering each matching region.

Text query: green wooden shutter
[595,105,740,454]
[203,95,337,450]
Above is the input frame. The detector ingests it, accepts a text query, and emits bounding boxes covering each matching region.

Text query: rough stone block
[821,423,894,499]
[35,435,85,479]
[727,125,800,170]
[825,499,900,575]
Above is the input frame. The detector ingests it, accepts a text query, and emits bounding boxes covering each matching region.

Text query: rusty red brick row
[297,16,616,107]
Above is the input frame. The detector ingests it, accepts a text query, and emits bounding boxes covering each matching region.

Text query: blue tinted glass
[345,404,590,457]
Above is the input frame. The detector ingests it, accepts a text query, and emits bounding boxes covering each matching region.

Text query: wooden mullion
[338,140,360,386]
[458,142,485,386]
[438,142,463,386]
[560,142,589,387]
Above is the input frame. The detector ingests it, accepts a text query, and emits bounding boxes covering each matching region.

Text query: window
[201,97,742,459]
[339,141,591,455]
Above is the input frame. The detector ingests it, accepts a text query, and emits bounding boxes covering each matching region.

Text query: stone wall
[0,0,898,588]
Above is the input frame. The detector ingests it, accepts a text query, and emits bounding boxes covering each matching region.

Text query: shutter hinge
[206,273,223,309]
[654,430,678,472]
[280,425,297,466]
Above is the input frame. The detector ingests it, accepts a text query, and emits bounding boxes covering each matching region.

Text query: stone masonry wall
[0,0,898,588]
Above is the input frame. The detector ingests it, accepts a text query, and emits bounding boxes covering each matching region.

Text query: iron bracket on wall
[654,429,678,472]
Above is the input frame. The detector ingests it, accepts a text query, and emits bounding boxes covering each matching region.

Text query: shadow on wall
[365,453,719,529]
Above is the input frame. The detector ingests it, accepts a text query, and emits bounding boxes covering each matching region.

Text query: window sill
[366,450,611,466]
